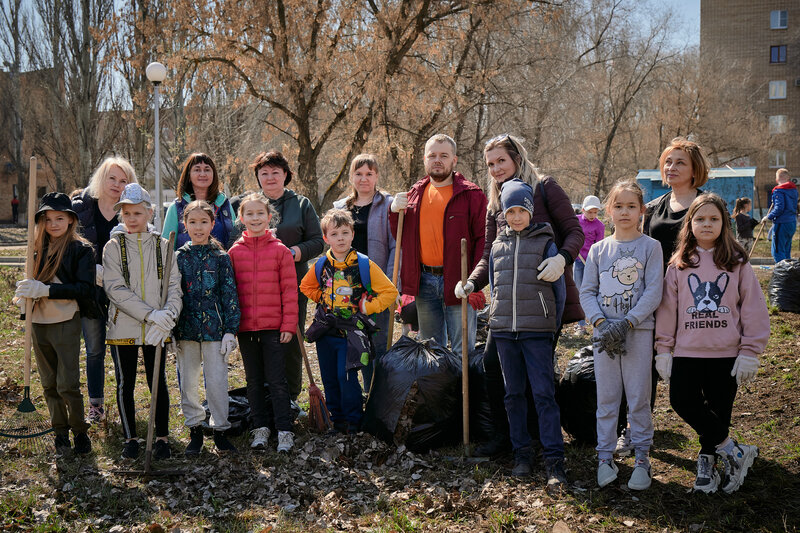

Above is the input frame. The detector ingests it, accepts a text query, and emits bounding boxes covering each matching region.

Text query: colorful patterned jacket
[175,243,240,341]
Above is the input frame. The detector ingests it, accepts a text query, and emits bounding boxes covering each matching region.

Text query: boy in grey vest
[488,179,566,493]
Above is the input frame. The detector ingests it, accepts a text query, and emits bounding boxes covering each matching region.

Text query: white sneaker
[597,459,619,488]
[250,426,270,450]
[277,431,294,453]
[614,427,632,457]
[627,458,652,490]
[693,453,720,493]
[718,441,758,494]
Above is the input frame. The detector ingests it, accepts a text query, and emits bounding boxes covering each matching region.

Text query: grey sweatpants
[594,327,654,460]
[176,340,231,431]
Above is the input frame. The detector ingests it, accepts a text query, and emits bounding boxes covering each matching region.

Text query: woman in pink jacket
[229,194,298,453]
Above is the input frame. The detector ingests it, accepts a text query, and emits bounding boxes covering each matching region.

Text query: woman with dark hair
[71,156,138,423]
[333,153,396,390]
[162,153,237,249]
[252,151,324,404]
[459,134,585,457]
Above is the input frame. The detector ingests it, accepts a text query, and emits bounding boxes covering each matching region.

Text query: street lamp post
[145,61,167,230]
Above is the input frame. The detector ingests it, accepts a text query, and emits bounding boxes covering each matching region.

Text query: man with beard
[389,134,487,357]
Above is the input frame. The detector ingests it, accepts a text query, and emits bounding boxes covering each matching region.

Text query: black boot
[511,446,532,477]
[185,426,203,457]
[545,457,567,494]
[474,432,512,458]
[213,431,238,453]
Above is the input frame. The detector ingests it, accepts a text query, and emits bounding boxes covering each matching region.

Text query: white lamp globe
[145,62,167,83]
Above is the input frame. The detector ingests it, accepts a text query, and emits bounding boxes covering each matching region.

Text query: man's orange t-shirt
[418,182,453,266]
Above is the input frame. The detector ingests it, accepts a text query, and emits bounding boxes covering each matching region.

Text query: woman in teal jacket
[162,153,237,249]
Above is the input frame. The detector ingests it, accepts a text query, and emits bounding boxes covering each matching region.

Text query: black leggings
[111,344,170,439]
[670,357,737,455]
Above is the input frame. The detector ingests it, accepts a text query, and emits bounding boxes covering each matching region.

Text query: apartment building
[701,1,800,208]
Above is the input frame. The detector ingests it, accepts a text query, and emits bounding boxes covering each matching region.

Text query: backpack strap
[315,252,373,294]
[314,255,328,286]
[116,234,164,290]
[356,252,372,294]
[116,234,130,287]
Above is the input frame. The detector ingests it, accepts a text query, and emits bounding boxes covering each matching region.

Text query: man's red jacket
[389,172,487,306]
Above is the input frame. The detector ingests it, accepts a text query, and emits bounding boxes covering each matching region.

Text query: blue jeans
[361,308,390,395]
[572,261,586,327]
[772,221,796,263]
[495,335,564,458]
[81,316,107,404]
[316,335,363,425]
[416,272,476,356]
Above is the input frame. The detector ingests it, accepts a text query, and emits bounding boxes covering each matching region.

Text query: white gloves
[148,309,176,330]
[144,325,170,346]
[359,295,368,314]
[731,355,759,385]
[655,353,672,383]
[536,253,566,282]
[220,333,237,360]
[15,279,50,299]
[95,264,104,286]
[761,216,770,224]
[455,280,474,299]
[391,192,408,213]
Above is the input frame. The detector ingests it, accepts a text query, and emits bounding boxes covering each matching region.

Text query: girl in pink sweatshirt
[655,193,769,495]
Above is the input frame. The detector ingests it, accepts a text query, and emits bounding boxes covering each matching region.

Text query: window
[771,45,787,63]
[770,150,787,168]
[769,80,787,99]
[771,10,788,29]
[769,115,788,134]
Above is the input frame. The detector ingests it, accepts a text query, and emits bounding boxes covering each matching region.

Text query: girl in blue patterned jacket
[175,201,241,456]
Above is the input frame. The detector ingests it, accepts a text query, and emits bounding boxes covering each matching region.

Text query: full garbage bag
[363,336,461,452]
[555,345,598,445]
[768,258,800,313]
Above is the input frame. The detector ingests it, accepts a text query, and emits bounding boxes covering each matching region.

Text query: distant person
[655,194,768,494]
[11,195,19,224]
[574,195,605,335]
[389,134,487,358]
[732,197,759,252]
[762,168,797,262]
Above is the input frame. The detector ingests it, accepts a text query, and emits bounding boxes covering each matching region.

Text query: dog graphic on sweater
[686,272,730,314]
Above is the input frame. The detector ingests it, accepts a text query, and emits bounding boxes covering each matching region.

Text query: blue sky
[671,0,701,46]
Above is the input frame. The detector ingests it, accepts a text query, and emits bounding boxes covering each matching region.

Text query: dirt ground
[0,267,799,532]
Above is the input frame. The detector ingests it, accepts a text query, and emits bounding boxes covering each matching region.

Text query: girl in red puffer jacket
[228,193,298,453]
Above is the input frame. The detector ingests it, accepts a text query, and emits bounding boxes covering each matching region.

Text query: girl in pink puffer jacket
[228,193,298,453]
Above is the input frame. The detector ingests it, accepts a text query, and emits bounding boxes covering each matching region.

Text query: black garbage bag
[363,336,461,453]
[201,385,299,436]
[769,258,800,313]
[468,346,495,443]
[201,386,250,436]
[555,346,598,445]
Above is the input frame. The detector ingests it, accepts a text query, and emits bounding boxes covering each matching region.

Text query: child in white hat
[574,195,605,335]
